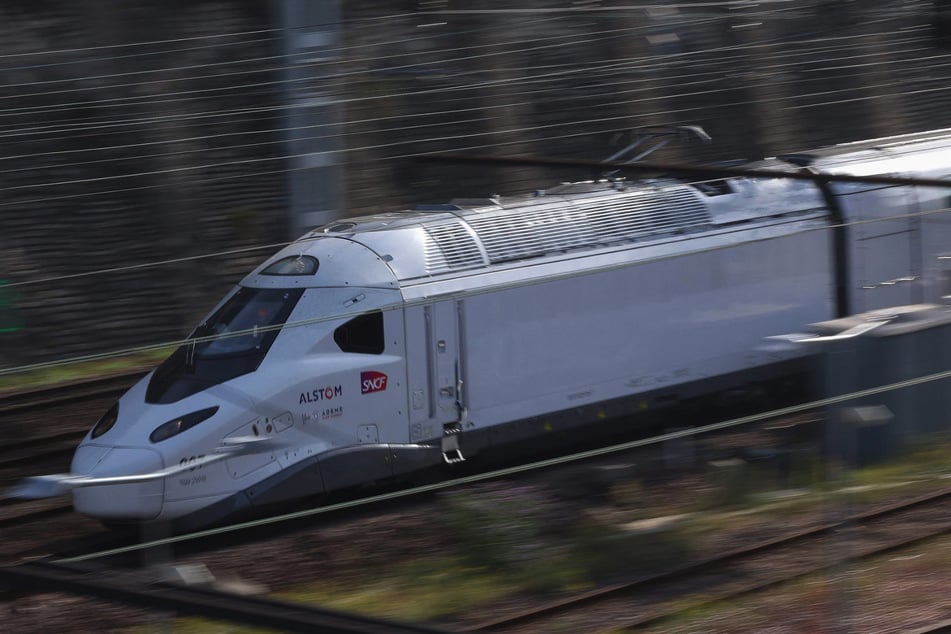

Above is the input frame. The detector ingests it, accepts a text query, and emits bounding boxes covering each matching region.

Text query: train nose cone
[71,445,165,521]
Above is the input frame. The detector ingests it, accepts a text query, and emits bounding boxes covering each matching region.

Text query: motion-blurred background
[1,0,950,370]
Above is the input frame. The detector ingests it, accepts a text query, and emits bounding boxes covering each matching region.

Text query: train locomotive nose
[71,445,165,521]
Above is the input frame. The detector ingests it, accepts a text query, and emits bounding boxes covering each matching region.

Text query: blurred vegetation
[852,433,951,484]
[442,482,695,588]
[275,438,949,624]
[134,436,951,630]
[0,347,171,393]
[271,481,697,624]
[283,556,520,622]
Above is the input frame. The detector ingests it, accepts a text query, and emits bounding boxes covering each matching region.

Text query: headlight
[91,402,119,439]
[149,406,219,443]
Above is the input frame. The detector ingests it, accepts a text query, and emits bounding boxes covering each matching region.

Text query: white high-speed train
[13,128,951,530]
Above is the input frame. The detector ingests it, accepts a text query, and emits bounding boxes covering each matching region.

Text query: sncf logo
[361,371,388,394]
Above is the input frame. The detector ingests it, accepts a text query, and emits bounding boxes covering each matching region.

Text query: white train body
[32,129,951,528]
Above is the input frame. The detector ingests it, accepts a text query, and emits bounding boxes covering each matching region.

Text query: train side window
[334,311,384,354]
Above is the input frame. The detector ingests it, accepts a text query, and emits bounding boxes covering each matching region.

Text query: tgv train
[13,128,951,530]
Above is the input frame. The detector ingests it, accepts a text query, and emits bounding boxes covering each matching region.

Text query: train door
[404,299,467,462]
[838,185,919,312]
[913,181,951,304]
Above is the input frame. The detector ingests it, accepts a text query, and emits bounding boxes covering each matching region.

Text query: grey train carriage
[13,127,951,529]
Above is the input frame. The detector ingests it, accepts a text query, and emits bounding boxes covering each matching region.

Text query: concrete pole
[277,0,345,236]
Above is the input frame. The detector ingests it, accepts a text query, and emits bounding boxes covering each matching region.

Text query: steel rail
[0,559,447,634]
[0,500,73,531]
[462,486,951,632]
[611,520,951,632]
[0,371,145,414]
[904,618,951,634]
[0,432,84,472]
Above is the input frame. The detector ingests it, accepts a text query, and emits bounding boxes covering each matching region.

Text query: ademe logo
[361,371,388,394]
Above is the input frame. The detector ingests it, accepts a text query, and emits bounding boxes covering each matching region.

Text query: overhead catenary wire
[0,0,888,77]
[0,37,942,189]
[2,80,951,216]
[0,6,946,282]
[0,29,942,166]
[0,26,280,60]
[0,45,942,174]
[0,6,928,135]
[5,67,951,199]
[0,11,610,96]
[0,7,931,120]
[0,19,749,124]
[0,23,933,126]
[0,24,929,119]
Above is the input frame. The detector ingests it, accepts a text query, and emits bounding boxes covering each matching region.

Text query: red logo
[361,371,388,394]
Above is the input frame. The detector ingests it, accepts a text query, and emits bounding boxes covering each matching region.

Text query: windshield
[146,287,304,404]
[194,287,299,356]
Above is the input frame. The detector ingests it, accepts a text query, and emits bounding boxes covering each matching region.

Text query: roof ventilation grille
[423,221,486,274]
[466,185,711,264]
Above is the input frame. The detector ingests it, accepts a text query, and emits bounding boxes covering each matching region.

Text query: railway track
[0,433,83,540]
[458,487,951,633]
[0,371,145,482]
[5,478,947,633]
[2,376,946,631]
[0,497,73,531]
[0,373,147,562]
[0,371,145,417]
[0,430,85,470]
[0,559,447,634]
[0,372,144,488]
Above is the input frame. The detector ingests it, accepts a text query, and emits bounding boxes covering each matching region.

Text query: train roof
[253,174,825,287]
[776,127,951,177]
[251,127,951,290]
